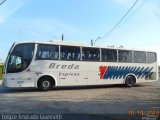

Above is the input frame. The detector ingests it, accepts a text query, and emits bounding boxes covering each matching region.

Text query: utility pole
[62,34,64,41]
[91,37,101,46]
[91,40,94,46]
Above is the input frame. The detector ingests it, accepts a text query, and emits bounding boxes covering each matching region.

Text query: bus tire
[125,76,136,87]
[38,77,53,91]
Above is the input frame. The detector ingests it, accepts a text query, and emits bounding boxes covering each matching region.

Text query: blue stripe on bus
[102,66,153,79]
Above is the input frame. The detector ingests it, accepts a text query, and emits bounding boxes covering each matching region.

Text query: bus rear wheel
[125,76,136,87]
[38,77,53,91]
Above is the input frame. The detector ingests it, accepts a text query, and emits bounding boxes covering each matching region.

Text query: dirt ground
[0,80,159,120]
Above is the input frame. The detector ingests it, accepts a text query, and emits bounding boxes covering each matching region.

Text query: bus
[2,41,158,90]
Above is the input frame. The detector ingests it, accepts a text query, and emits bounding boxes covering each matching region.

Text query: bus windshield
[7,43,35,73]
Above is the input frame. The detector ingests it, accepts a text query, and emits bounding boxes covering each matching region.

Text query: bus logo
[49,63,80,69]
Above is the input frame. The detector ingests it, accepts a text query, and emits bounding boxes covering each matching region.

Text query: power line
[0,0,6,6]
[120,0,148,26]
[98,0,140,41]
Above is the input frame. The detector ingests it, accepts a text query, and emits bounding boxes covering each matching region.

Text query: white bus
[2,41,158,90]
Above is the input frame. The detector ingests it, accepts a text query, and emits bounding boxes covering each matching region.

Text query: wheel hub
[43,81,50,88]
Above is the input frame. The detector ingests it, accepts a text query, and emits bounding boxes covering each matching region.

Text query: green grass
[0,65,3,80]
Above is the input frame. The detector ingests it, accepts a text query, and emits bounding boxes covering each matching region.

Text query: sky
[0,0,160,63]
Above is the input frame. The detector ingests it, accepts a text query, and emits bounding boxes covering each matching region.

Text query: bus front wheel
[38,77,53,91]
[125,76,136,87]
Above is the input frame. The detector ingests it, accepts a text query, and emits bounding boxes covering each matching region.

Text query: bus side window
[133,51,146,63]
[36,44,59,60]
[147,52,157,63]
[60,46,80,60]
[118,50,132,62]
[82,48,100,61]
[102,49,117,62]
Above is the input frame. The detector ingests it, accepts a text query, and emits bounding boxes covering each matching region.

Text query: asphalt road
[0,80,160,120]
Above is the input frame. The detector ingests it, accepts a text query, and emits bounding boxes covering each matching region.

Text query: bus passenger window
[82,48,100,61]
[36,44,59,60]
[60,46,80,60]
[147,52,157,63]
[118,50,132,62]
[102,49,117,62]
[133,51,146,63]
